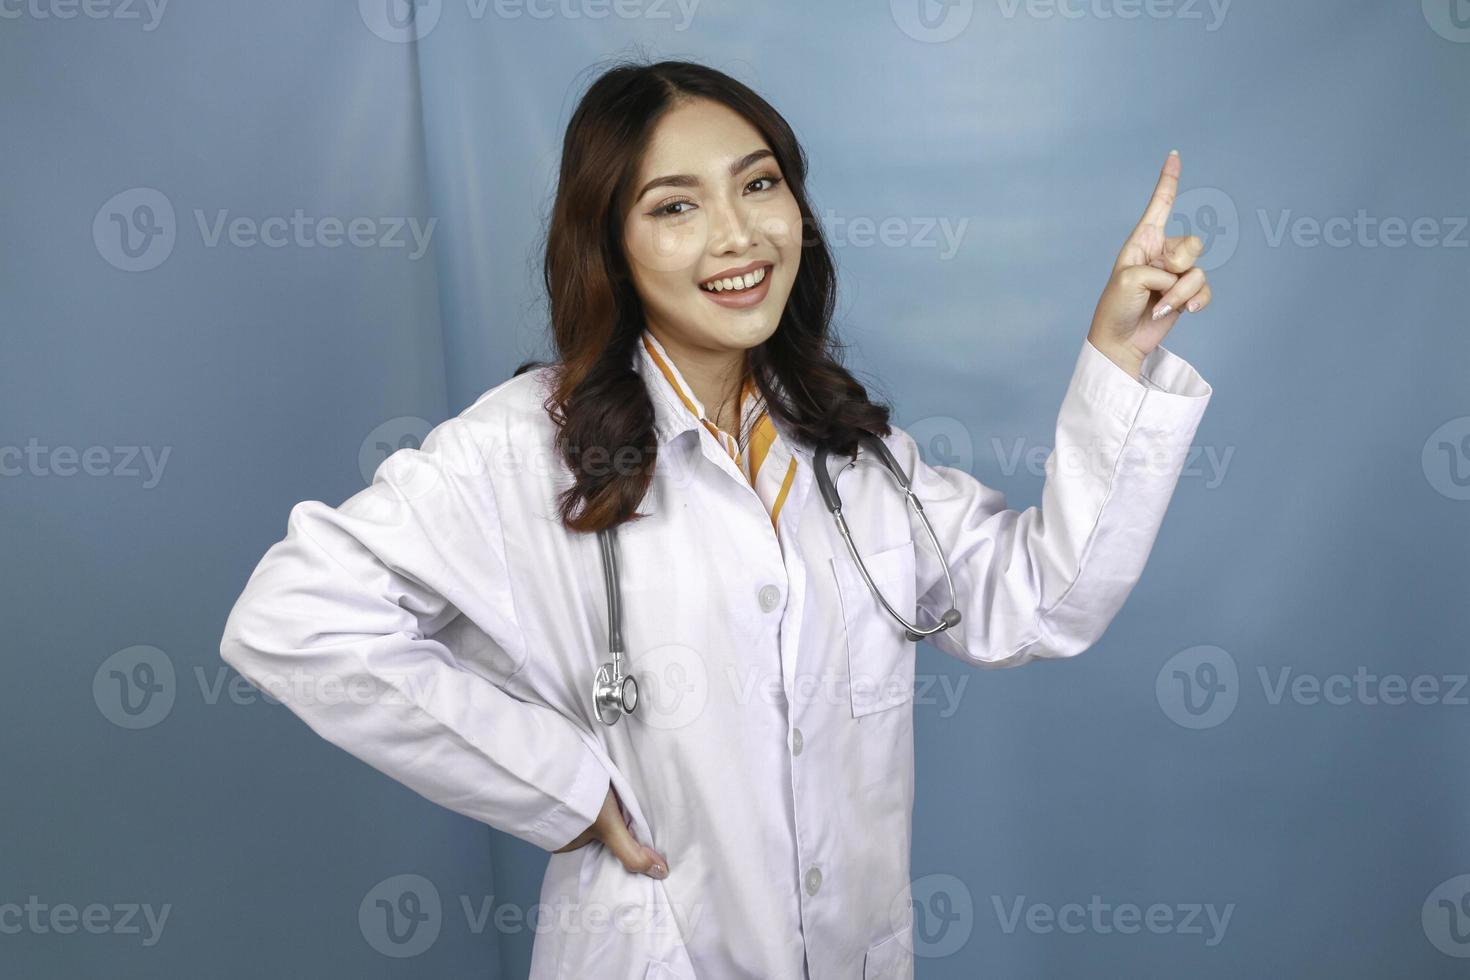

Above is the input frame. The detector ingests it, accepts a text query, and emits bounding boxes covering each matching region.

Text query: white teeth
[702,265,767,292]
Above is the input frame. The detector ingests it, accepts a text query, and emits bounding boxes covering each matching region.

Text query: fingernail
[649,864,667,879]
[1186,299,1200,313]
[1169,149,1179,156]
[1151,303,1173,321]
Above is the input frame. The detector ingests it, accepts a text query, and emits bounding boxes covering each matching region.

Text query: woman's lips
[699,268,773,309]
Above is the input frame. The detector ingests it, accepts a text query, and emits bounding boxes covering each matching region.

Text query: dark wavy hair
[538,57,892,533]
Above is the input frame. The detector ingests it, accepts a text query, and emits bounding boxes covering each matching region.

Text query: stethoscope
[592,431,962,725]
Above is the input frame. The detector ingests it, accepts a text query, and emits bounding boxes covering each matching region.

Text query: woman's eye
[648,175,782,218]
[651,199,695,218]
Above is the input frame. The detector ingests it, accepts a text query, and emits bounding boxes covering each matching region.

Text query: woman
[220,59,1212,980]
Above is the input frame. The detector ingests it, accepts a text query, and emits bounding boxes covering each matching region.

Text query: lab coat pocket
[562,840,696,979]
[831,539,917,717]
[862,926,915,980]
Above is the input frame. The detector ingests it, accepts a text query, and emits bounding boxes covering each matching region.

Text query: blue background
[3,0,1468,976]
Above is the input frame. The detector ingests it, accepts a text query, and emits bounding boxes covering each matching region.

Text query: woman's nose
[705,195,757,254]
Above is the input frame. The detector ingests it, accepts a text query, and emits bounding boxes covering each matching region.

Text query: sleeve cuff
[532,745,611,852]
[1077,337,1212,435]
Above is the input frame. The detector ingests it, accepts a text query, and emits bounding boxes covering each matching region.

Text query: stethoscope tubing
[593,430,961,724]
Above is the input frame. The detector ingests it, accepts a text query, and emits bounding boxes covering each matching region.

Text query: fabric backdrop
[3,1,1467,976]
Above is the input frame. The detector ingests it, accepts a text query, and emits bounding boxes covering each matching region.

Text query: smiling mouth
[699,263,772,293]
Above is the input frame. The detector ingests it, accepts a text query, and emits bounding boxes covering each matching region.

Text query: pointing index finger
[1135,149,1182,236]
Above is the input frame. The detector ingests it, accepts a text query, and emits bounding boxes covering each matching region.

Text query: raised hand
[1087,150,1213,379]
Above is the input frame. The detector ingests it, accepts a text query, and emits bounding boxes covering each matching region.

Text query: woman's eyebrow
[634,149,774,202]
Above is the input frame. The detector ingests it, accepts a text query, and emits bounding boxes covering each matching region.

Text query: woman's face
[621,97,803,357]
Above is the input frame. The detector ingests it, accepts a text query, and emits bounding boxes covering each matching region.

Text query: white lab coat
[219,334,1211,980]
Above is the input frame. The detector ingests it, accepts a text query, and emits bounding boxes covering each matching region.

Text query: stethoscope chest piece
[593,661,638,726]
[593,524,638,725]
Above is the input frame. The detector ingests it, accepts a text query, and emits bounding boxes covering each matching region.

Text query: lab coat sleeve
[218,415,610,852]
[893,336,1213,668]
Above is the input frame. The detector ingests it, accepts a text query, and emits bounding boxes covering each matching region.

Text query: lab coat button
[791,727,803,756]
[758,584,781,612]
[804,866,822,896]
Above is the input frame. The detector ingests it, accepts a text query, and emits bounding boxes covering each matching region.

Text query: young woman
[220,59,1213,980]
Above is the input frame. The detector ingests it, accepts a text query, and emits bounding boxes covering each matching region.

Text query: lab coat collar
[631,329,816,465]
